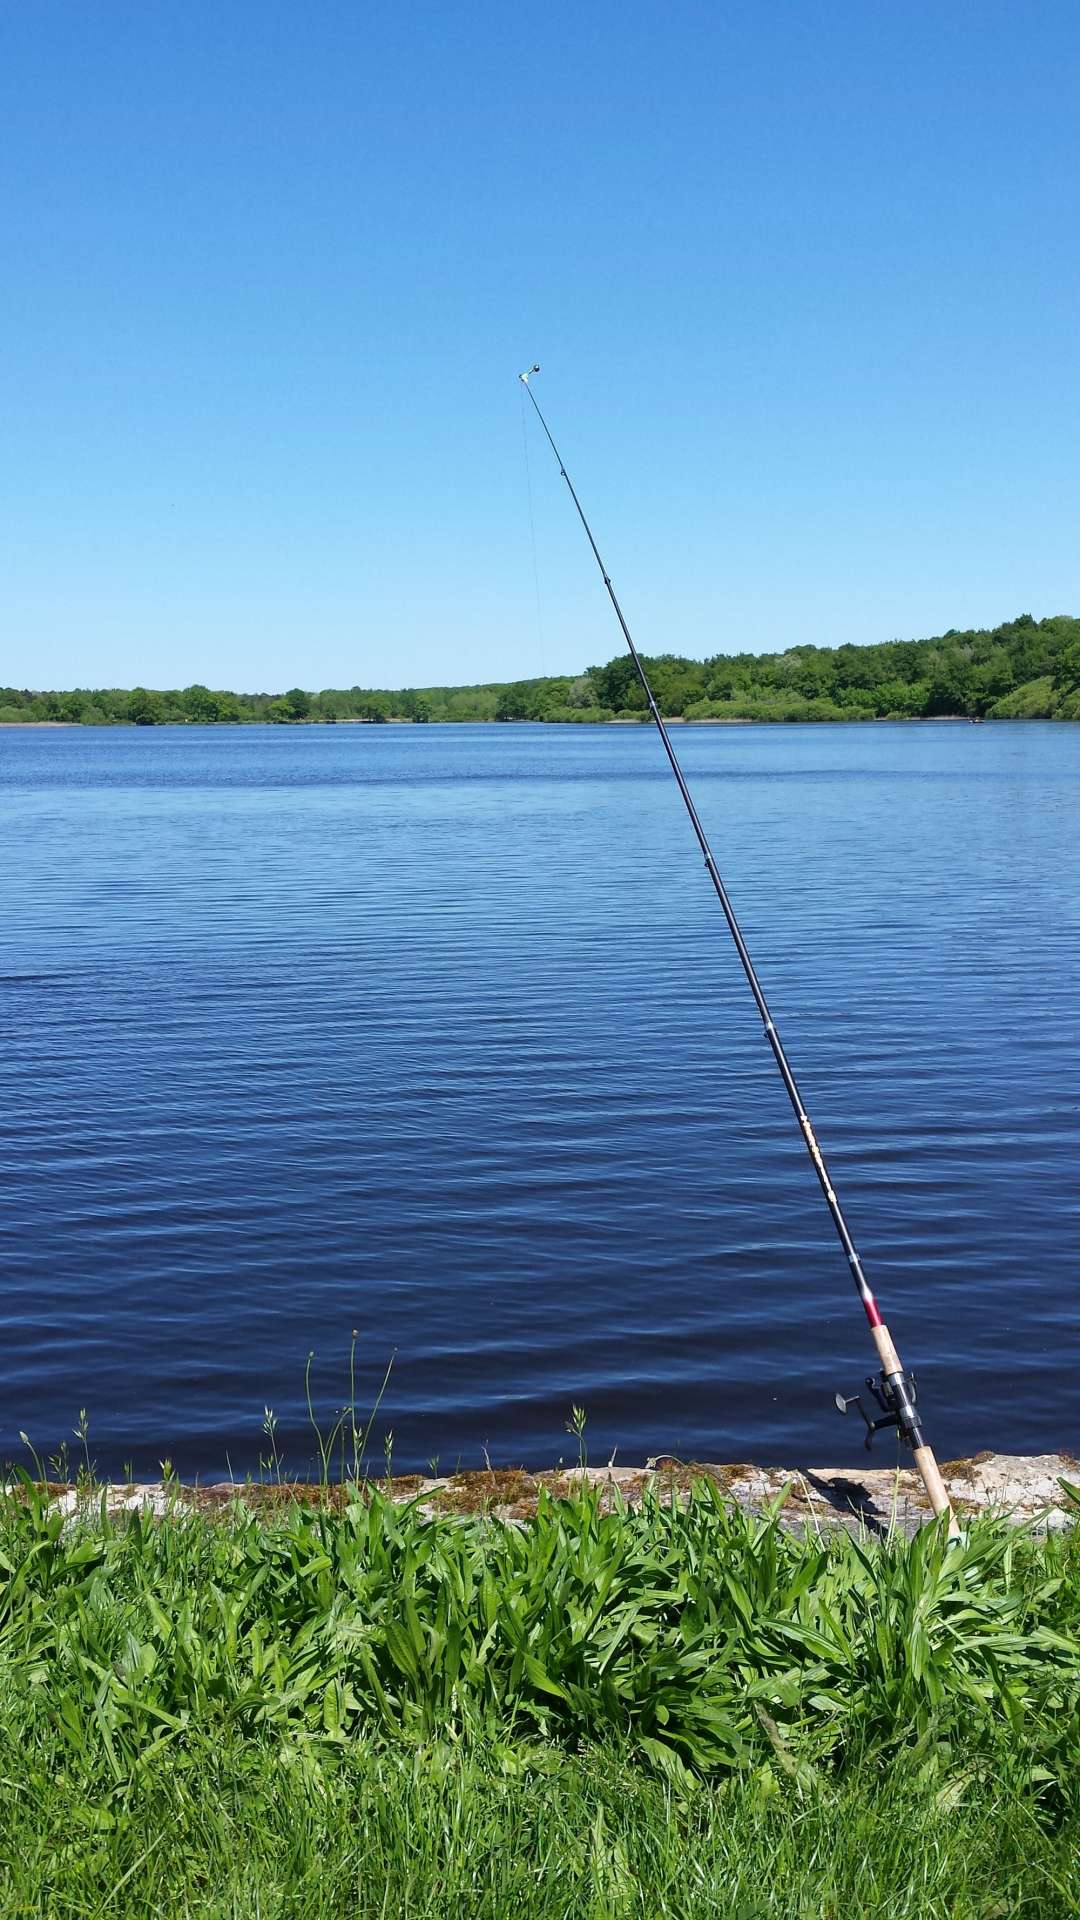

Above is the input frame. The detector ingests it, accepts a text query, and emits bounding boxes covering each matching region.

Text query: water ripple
[1,721,1077,1474]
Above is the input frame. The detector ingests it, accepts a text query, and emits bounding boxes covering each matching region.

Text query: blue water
[2,721,1077,1479]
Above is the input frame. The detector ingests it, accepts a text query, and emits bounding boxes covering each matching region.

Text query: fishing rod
[518,364,953,1525]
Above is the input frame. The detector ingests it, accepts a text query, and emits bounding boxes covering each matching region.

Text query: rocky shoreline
[29,1450,1077,1537]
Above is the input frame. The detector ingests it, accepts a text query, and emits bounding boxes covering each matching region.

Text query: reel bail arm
[835,1368,921,1451]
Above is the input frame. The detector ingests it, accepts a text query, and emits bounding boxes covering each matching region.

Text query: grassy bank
[1,1476,1078,1915]
[4,1739,1078,1918]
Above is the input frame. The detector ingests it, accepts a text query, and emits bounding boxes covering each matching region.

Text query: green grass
[1,1477,1078,1915]
[3,1739,1078,1919]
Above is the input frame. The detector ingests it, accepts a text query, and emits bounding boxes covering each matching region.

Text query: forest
[2,612,1078,726]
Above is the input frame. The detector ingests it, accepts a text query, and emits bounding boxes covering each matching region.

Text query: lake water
[2,721,1077,1480]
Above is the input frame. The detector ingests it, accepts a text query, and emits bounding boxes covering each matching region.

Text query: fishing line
[519,378,547,678]
[518,362,955,1528]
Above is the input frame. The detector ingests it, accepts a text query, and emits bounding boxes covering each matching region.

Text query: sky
[2,1,1078,692]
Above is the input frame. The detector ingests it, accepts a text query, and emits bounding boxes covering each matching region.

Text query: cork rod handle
[872,1323,957,1532]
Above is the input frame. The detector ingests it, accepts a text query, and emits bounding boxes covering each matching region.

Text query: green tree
[925,652,975,716]
[284,687,311,720]
[564,675,596,710]
[652,669,703,715]
[181,684,222,723]
[704,661,739,701]
[1053,635,1080,697]
[588,656,647,712]
[496,682,542,721]
[128,687,163,725]
[876,677,923,716]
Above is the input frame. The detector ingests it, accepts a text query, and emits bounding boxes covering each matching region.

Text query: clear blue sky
[2,2,1077,692]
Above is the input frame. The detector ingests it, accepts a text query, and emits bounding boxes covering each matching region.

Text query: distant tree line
[2,614,1078,727]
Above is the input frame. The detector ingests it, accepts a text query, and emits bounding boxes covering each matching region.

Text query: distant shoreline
[2,615,1076,725]
[0,714,1067,730]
